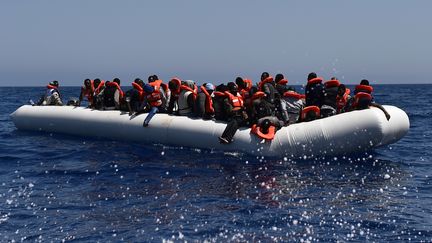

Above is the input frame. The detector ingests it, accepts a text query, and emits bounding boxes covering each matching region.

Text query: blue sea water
[0,84,431,242]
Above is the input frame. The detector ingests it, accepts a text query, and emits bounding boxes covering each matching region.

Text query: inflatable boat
[11,105,409,158]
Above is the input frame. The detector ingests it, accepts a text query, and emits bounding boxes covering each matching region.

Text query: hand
[385,113,391,121]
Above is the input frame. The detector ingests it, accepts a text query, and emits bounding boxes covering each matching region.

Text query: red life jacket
[132,82,144,101]
[225,91,244,109]
[200,86,215,114]
[106,82,124,99]
[46,84,58,91]
[355,85,373,94]
[336,88,350,112]
[277,79,288,85]
[324,80,340,88]
[301,106,320,121]
[94,80,105,95]
[251,124,276,141]
[248,91,266,106]
[240,78,253,100]
[307,77,323,85]
[180,83,198,100]
[352,92,372,109]
[258,76,274,91]
[81,80,95,103]
[145,80,163,107]
[283,91,304,100]
[213,91,226,98]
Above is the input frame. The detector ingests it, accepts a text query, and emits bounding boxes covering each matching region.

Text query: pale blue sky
[1,0,431,86]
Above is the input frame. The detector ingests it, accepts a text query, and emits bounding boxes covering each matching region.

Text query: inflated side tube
[11,105,409,158]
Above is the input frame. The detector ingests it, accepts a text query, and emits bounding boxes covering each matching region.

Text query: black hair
[275,74,284,83]
[331,77,337,80]
[360,79,369,85]
[216,84,228,92]
[113,78,121,84]
[307,72,317,81]
[261,72,270,81]
[235,77,245,89]
[94,78,101,83]
[84,79,91,86]
[227,82,238,94]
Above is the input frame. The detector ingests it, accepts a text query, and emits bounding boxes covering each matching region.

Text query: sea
[0,84,431,242]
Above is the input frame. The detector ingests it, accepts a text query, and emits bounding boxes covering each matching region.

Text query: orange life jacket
[355,84,373,94]
[81,80,95,103]
[47,84,58,91]
[301,106,321,121]
[336,88,350,112]
[180,83,198,100]
[200,86,215,114]
[132,82,144,102]
[258,76,274,91]
[248,91,266,106]
[307,77,323,85]
[251,124,276,141]
[225,91,244,109]
[352,92,372,109]
[145,81,163,107]
[240,78,253,99]
[277,79,288,85]
[106,81,124,99]
[324,80,340,88]
[94,80,105,95]
[283,91,304,100]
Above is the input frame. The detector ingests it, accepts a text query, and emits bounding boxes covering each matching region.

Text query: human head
[307,72,317,81]
[216,84,228,92]
[134,78,144,87]
[113,78,121,85]
[249,86,258,96]
[261,72,270,81]
[169,78,181,91]
[148,75,158,83]
[337,84,346,96]
[227,82,238,94]
[235,77,245,89]
[94,79,101,88]
[331,77,337,80]
[275,74,284,83]
[84,79,91,88]
[50,80,59,87]
[360,79,369,85]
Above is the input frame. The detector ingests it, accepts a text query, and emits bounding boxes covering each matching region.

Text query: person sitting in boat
[320,77,340,118]
[167,77,182,114]
[148,75,171,111]
[218,82,247,144]
[300,105,321,122]
[195,83,215,120]
[251,116,284,141]
[141,81,167,127]
[124,78,145,115]
[281,88,305,124]
[102,78,124,110]
[36,80,63,106]
[336,84,350,113]
[345,80,390,120]
[305,72,324,107]
[177,80,197,116]
[212,84,229,121]
[92,78,105,110]
[249,88,274,125]
[77,79,94,107]
[236,77,253,101]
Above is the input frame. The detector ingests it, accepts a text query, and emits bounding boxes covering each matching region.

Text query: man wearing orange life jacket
[167,77,182,114]
[36,80,63,106]
[235,77,253,100]
[335,84,350,113]
[142,81,167,127]
[92,78,105,110]
[212,84,229,121]
[194,83,215,120]
[102,78,124,110]
[321,77,341,118]
[347,79,391,120]
[219,82,247,144]
[148,75,171,111]
[124,78,145,115]
[281,89,305,124]
[177,80,197,116]
[305,72,325,107]
[78,79,94,107]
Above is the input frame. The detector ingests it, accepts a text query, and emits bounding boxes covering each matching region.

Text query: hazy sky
[1,0,431,86]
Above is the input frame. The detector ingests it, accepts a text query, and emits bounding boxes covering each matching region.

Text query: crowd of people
[35,72,390,143]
